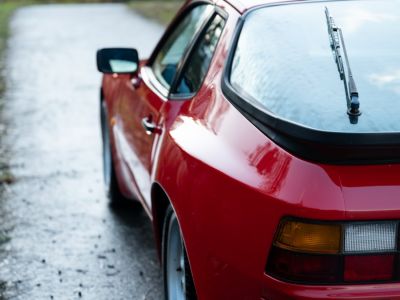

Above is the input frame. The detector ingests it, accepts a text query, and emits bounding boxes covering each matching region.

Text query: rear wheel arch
[151,183,197,299]
[151,182,171,259]
[150,182,191,260]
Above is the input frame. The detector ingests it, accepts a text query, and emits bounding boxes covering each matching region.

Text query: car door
[117,3,214,209]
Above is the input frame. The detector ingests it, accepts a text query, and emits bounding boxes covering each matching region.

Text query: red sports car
[97,0,400,299]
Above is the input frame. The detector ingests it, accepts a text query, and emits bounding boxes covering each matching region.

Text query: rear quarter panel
[151,2,400,299]
[152,3,345,298]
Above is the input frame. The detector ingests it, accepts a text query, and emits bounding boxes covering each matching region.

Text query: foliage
[128,1,183,25]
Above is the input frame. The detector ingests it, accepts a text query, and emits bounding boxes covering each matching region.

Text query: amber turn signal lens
[275,220,341,254]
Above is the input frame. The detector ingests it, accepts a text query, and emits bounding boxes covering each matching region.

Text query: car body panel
[224,0,292,12]
[99,0,400,298]
[102,74,139,199]
[116,69,165,209]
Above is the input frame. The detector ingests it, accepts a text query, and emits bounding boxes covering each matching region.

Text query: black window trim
[145,0,215,99]
[169,9,228,100]
[221,0,400,165]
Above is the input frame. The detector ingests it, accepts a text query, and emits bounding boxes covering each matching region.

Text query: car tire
[100,99,126,206]
[163,206,197,300]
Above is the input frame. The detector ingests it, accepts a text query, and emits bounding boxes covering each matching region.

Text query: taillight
[344,255,394,282]
[266,219,399,284]
[274,220,341,254]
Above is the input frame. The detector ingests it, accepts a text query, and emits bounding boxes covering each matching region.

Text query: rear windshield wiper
[325,7,361,118]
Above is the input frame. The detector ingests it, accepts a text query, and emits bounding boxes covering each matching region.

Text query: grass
[0,3,20,55]
[0,169,15,185]
[0,2,30,94]
[0,281,6,299]
[128,1,183,25]
[0,1,33,187]
[0,231,10,245]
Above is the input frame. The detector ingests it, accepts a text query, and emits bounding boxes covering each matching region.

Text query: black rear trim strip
[221,2,400,165]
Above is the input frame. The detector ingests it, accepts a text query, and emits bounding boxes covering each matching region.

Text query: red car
[96,0,400,299]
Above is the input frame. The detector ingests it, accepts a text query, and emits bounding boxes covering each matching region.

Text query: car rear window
[229,0,400,134]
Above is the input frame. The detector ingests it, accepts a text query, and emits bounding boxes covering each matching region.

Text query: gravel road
[0,4,164,299]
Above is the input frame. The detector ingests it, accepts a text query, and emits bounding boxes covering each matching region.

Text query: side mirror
[96,48,139,74]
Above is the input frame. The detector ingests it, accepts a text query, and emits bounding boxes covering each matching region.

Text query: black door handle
[141,117,158,135]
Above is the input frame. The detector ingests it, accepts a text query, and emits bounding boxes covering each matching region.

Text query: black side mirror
[96,48,139,74]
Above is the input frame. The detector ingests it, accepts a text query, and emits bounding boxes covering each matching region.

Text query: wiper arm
[325,7,361,117]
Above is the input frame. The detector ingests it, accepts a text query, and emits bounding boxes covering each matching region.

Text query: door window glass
[174,14,225,95]
[152,5,212,89]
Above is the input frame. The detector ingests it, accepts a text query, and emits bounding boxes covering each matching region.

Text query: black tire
[162,206,197,300]
[100,99,126,206]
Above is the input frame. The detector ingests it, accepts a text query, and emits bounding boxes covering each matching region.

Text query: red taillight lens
[267,247,341,283]
[344,255,395,282]
[266,219,399,285]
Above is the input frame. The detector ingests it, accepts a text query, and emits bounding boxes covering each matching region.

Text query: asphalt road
[0,4,164,299]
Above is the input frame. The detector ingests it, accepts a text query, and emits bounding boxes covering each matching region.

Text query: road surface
[0,4,164,299]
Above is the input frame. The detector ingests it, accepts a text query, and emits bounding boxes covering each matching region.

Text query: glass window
[152,5,212,89]
[229,0,400,134]
[174,14,225,95]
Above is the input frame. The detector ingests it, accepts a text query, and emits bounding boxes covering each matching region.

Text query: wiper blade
[325,7,361,117]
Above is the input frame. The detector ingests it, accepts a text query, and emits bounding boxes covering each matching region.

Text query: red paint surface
[344,255,395,282]
[100,0,400,298]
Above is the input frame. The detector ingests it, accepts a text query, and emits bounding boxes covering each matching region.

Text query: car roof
[223,0,296,13]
